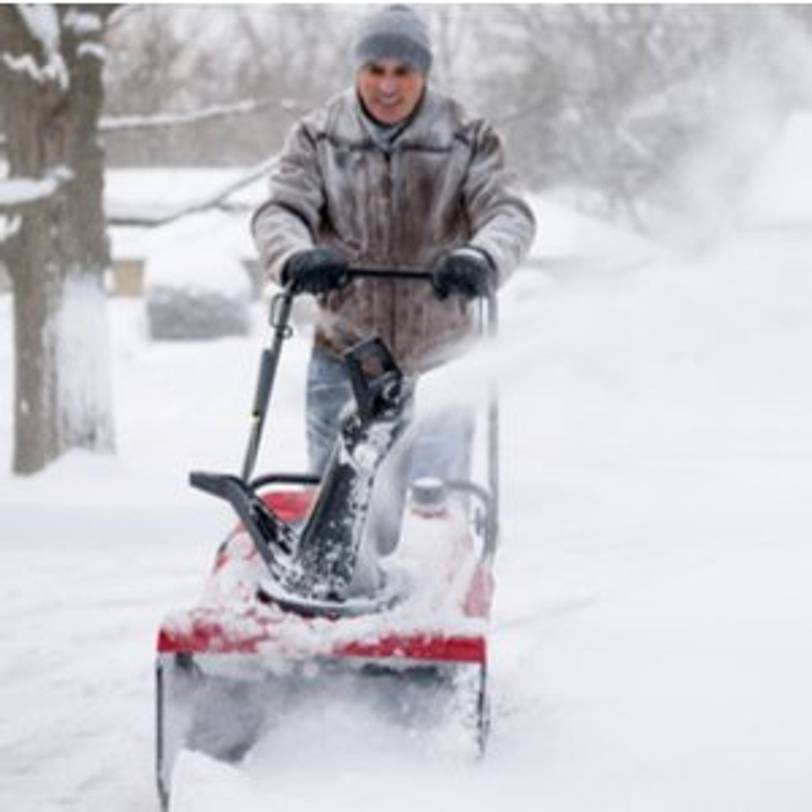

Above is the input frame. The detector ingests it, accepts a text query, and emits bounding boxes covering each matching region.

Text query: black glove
[431,248,495,300]
[283,248,349,295]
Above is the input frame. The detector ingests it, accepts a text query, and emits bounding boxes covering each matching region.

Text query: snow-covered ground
[3,120,812,810]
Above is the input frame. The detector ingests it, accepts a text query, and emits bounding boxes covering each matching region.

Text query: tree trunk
[1,5,115,474]
[10,200,61,474]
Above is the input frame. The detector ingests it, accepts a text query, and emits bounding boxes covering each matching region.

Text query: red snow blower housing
[155,269,500,809]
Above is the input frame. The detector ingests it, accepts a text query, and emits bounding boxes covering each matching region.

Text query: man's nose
[379,76,397,95]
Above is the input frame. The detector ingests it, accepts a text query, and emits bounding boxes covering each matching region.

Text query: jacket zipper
[386,150,397,354]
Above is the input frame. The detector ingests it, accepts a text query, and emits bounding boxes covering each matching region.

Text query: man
[252,5,535,545]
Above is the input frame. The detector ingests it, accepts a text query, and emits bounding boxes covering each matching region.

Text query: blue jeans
[305,345,474,551]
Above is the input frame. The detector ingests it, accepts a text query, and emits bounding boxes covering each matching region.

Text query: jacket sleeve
[250,121,325,285]
[463,122,537,284]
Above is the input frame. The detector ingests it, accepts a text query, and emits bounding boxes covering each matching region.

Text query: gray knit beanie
[353,4,432,74]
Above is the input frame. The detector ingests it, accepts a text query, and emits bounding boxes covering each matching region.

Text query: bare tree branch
[1,93,301,157]
[106,154,278,227]
[494,99,553,127]
[233,7,276,80]
[99,95,307,133]
[106,4,140,32]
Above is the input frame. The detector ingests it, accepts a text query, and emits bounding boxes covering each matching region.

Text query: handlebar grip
[275,266,498,337]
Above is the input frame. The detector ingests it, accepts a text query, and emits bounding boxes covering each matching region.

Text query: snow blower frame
[155,269,500,809]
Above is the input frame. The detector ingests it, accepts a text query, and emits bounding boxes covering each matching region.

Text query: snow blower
[155,269,499,809]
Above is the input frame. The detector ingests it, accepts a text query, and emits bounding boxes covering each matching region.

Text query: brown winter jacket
[251,87,536,372]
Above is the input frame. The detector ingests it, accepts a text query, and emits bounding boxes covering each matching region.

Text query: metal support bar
[241,289,295,482]
[483,291,499,551]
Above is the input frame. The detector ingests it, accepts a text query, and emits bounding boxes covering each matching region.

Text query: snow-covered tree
[0,4,116,474]
[472,4,802,228]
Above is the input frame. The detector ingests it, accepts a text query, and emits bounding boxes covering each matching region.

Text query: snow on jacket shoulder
[251,88,536,372]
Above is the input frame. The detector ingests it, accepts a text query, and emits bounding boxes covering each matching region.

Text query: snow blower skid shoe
[155,270,498,810]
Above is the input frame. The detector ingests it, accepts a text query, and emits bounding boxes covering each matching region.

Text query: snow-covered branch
[4,4,69,90]
[3,96,303,147]
[63,7,104,36]
[0,167,74,214]
[100,96,305,133]
[106,155,277,226]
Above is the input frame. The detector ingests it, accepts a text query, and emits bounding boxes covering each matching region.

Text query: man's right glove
[283,248,350,295]
[431,247,496,300]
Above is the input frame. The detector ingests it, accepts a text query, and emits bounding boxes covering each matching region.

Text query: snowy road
[2,223,812,811]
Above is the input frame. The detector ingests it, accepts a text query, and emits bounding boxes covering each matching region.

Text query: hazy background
[99,3,812,237]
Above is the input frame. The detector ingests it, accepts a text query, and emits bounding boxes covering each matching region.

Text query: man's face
[356,58,425,125]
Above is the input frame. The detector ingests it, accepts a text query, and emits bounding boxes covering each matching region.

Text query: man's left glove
[431,247,496,300]
[283,248,350,295]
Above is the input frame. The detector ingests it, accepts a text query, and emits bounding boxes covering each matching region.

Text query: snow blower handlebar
[239,268,500,547]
